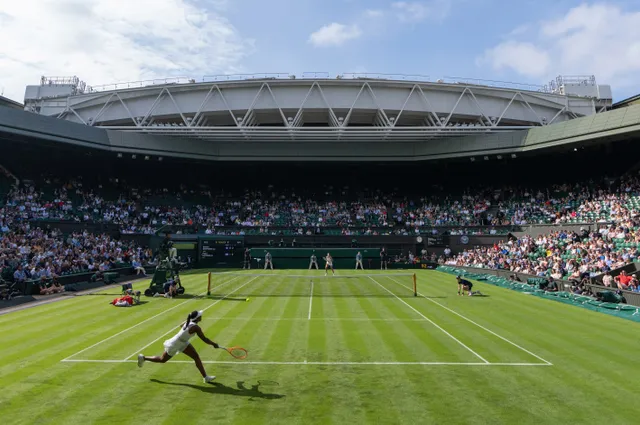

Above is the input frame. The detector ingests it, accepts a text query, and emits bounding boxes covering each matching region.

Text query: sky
[1,0,640,103]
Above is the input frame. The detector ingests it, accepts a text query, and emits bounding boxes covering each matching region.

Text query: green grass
[1,269,639,425]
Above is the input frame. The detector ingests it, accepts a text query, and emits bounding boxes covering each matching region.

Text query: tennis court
[1,270,638,425]
[61,271,549,367]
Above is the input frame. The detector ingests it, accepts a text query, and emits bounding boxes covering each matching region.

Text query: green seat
[103,272,119,284]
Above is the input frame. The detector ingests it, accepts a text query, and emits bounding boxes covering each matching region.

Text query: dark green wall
[250,248,380,269]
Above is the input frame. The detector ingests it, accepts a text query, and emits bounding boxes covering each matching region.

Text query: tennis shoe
[204,375,216,383]
[138,354,145,368]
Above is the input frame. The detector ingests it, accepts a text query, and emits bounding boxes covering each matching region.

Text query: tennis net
[206,272,417,298]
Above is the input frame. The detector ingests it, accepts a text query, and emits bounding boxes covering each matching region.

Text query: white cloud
[480,41,551,78]
[309,1,450,47]
[0,0,253,102]
[309,23,362,47]
[507,24,532,38]
[479,3,640,90]
[391,1,451,23]
[365,9,384,18]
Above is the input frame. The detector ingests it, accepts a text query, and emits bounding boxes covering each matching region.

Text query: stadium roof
[23,74,613,144]
[0,95,23,110]
[612,93,640,109]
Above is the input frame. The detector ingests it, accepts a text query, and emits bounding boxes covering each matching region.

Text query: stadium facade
[4,73,622,162]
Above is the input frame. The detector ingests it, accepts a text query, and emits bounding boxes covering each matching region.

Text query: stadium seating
[7,175,637,234]
[5,163,640,295]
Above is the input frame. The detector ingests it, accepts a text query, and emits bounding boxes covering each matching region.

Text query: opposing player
[456,275,475,296]
[138,310,219,383]
[324,253,335,276]
[264,251,273,270]
[380,248,388,270]
[243,248,251,270]
[355,251,364,270]
[309,253,319,270]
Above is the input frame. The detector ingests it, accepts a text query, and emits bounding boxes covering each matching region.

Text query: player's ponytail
[183,310,201,329]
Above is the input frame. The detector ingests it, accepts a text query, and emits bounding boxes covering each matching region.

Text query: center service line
[308,279,314,320]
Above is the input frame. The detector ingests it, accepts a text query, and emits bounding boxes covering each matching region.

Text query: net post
[207,272,211,296]
[413,273,417,297]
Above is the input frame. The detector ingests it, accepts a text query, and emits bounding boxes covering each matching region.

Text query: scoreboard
[198,237,244,267]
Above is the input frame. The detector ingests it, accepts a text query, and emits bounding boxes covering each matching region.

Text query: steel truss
[53,79,582,142]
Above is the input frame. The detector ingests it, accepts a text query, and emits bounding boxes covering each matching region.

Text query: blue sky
[1,0,639,102]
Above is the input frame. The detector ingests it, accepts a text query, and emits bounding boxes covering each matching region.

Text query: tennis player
[309,253,319,270]
[324,253,335,276]
[138,310,219,383]
[264,251,273,270]
[355,251,364,270]
[243,248,251,270]
[380,248,388,270]
[456,275,473,296]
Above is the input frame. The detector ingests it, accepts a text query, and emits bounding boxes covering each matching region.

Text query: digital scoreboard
[198,237,244,267]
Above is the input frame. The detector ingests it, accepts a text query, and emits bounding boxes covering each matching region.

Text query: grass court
[0,269,638,424]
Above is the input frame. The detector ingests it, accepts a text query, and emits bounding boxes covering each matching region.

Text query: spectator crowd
[5,169,640,295]
[1,173,153,296]
[446,175,640,284]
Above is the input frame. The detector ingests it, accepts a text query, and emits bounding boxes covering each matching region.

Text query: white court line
[213,273,415,278]
[61,359,551,367]
[61,275,242,362]
[201,317,426,322]
[122,276,259,361]
[387,276,553,366]
[308,280,314,320]
[368,276,490,364]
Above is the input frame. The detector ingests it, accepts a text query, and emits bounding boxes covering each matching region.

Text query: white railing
[83,73,549,94]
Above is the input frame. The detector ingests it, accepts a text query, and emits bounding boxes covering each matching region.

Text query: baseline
[60,359,551,367]
[201,317,426,321]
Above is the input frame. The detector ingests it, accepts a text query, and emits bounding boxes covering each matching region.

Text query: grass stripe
[3,269,640,424]
[369,276,489,363]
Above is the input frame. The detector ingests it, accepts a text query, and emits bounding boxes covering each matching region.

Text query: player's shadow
[150,379,285,400]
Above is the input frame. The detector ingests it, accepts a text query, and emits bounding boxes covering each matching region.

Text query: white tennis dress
[164,321,198,356]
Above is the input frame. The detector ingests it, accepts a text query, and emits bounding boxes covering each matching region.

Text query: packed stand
[447,221,640,291]
[1,175,151,296]
[2,177,505,235]
[494,176,640,225]
[0,224,151,296]
[6,173,640,237]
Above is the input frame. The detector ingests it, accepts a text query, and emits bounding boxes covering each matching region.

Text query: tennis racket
[218,345,248,359]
